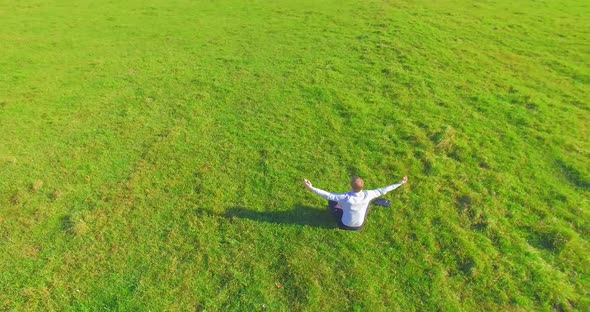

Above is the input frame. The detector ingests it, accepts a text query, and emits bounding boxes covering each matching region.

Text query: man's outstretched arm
[367,176,408,199]
[303,179,347,202]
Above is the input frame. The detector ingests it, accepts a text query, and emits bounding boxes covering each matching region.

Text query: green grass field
[1,0,589,310]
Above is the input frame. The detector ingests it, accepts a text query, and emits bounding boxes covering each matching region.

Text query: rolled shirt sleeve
[366,183,402,200]
[310,187,348,202]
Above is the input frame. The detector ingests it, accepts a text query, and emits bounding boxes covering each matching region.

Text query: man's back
[337,190,375,227]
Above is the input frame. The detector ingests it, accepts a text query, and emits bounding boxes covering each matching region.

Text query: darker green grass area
[1,0,589,310]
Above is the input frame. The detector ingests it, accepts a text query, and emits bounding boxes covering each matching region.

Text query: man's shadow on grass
[226,205,337,228]
[195,205,336,228]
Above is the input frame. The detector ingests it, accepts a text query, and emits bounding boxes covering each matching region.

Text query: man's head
[350,176,364,192]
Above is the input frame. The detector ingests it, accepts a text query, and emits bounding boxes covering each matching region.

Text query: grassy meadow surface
[1,0,589,310]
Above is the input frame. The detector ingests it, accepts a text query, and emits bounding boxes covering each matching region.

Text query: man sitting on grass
[303,176,408,230]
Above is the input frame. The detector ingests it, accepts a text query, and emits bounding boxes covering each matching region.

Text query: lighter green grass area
[1,0,589,310]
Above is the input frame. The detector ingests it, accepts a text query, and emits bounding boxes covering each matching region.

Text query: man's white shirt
[310,183,402,227]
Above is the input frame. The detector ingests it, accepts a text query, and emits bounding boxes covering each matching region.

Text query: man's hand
[400,176,408,184]
[303,179,313,190]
